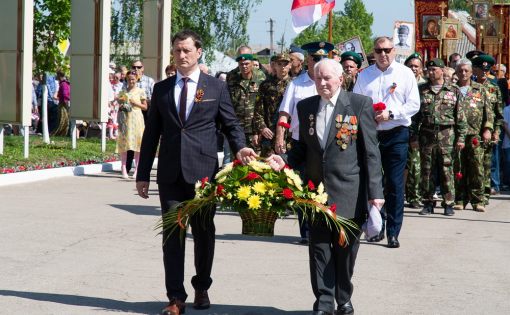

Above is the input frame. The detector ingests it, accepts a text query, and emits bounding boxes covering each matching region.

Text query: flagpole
[328,11,333,42]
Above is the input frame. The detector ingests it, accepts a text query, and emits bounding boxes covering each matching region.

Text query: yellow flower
[247,195,262,210]
[268,189,275,197]
[237,185,251,200]
[252,182,267,194]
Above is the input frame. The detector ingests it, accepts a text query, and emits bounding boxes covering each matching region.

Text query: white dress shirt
[278,71,317,140]
[175,67,201,120]
[353,61,420,131]
[316,89,341,148]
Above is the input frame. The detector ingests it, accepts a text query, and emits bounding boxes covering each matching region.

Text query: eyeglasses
[374,48,393,54]
[132,65,143,69]
[312,55,326,62]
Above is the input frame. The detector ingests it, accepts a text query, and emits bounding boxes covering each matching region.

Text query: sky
[247,0,415,48]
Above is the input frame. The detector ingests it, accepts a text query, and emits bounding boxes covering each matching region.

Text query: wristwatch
[388,110,394,120]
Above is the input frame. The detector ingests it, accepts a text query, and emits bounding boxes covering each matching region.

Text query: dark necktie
[179,77,189,123]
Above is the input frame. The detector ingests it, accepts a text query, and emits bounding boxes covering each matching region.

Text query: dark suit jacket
[287,91,383,219]
[137,72,246,184]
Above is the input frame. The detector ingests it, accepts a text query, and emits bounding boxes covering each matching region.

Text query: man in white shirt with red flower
[353,36,420,248]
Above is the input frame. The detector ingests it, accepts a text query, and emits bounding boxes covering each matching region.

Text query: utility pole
[267,18,274,55]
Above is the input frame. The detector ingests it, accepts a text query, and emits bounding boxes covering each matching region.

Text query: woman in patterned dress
[117,71,147,179]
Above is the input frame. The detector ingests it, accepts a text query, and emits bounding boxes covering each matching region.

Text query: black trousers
[308,216,364,313]
[158,174,216,302]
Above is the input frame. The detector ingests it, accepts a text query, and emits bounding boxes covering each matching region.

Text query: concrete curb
[0,161,122,187]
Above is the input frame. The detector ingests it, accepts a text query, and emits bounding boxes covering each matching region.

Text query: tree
[449,0,470,12]
[33,0,71,144]
[110,0,262,65]
[293,0,374,53]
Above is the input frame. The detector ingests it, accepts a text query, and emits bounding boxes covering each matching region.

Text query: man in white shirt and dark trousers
[275,41,334,244]
[353,36,420,248]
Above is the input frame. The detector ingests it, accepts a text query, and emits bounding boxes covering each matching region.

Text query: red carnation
[282,188,294,199]
[373,102,386,111]
[283,164,292,169]
[201,177,209,188]
[278,121,291,129]
[455,172,463,180]
[245,172,260,181]
[330,204,337,213]
[233,159,242,167]
[472,137,479,146]
[216,184,224,196]
[307,180,316,191]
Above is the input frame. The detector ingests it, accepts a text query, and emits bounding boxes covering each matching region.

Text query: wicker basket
[238,209,278,236]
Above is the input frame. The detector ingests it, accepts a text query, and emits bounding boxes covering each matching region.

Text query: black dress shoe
[387,236,400,248]
[162,298,186,315]
[367,229,385,242]
[193,290,210,309]
[336,300,354,314]
[312,311,333,315]
[444,205,455,216]
[419,203,434,215]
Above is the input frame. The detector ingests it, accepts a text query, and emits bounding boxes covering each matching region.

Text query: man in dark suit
[267,59,384,315]
[136,30,257,315]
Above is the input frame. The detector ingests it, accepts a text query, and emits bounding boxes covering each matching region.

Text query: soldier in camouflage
[472,55,504,205]
[453,58,494,212]
[412,59,466,216]
[405,53,427,208]
[252,53,292,157]
[227,52,266,152]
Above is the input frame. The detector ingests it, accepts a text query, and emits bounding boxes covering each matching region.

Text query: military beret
[405,52,423,65]
[426,58,445,68]
[466,50,486,60]
[289,44,305,55]
[398,25,410,35]
[272,53,291,63]
[341,51,362,68]
[472,54,496,69]
[235,54,254,62]
[301,41,335,56]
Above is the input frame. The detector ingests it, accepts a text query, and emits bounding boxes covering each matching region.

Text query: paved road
[1,171,509,314]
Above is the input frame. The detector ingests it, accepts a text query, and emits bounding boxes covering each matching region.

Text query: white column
[71,119,77,149]
[101,122,106,153]
[23,126,29,158]
[0,128,4,155]
[143,0,172,81]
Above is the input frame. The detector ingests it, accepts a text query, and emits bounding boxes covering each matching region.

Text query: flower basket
[157,159,358,246]
[238,208,278,236]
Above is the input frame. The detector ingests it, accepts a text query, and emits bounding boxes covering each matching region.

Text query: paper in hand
[362,204,383,239]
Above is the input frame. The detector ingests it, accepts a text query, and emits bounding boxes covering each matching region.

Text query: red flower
[201,177,209,188]
[329,204,337,213]
[283,164,292,169]
[216,184,224,196]
[282,188,294,199]
[472,137,479,146]
[307,180,316,191]
[233,159,242,167]
[245,172,260,181]
[278,121,291,129]
[455,172,463,180]
[373,102,386,111]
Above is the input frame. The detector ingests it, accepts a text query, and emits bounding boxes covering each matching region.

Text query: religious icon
[485,20,498,37]
[422,15,441,39]
[442,22,460,40]
[473,2,489,21]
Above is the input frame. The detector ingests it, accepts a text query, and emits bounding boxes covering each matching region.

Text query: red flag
[291,0,335,34]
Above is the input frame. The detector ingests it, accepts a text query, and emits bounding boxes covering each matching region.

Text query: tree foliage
[110,0,261,65]
[293,0,375,53]
[33,0,71,74]
[449,0,470,12]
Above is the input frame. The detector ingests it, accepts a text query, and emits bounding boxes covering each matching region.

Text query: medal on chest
[309,114,315,135]
[335,114,358,150]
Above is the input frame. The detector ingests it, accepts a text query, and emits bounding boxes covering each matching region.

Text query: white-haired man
[268,59,384,315]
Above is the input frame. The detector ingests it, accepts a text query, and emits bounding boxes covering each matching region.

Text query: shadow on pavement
[109,204,161,216]
[404,213,510,224]
[215,233,306,245]
[0,290,309,315]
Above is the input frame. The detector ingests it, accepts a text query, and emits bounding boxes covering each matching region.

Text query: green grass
[0,136,118,173]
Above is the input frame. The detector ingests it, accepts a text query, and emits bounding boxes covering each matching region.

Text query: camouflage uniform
[227,68,266,148]
[413,83,466,207]
[480,80,504,204]
[406,77,428,206]
[252,75,291,157]
[454,82,494,209]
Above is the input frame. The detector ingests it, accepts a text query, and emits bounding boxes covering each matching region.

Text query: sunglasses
[374,48,393,54]
[132,65,143,69]
[312,55,327,62]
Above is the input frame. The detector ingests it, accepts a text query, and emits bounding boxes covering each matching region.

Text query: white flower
[215,162,234,179]
[195,180,202,190]
[317,183,324,194]
[248,160,271,172]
